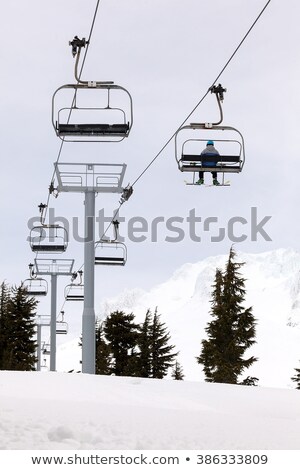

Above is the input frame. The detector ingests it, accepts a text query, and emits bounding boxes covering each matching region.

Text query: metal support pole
[50,274,57,372]
[53,163,126,374]
[82,191,96,374]
[36,322,42,371]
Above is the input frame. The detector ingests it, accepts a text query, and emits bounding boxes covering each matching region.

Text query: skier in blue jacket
[196,140,220,185]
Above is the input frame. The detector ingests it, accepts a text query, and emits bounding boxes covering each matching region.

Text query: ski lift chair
[64,284,84,301]
[52,83,133,143]
[64,271,84,301]
[56,321,68,335]
[56,310,68,334]
[52,36,133,143]
[30,225,68,253]
[175,84,245,185]
[95,241,127,266]
[23,278,48,296]
[177,132,245,186]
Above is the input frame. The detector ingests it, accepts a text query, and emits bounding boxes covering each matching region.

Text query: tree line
[1,248,300,390]
[94,308,184,380]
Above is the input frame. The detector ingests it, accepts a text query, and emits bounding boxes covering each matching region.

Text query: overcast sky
[0,0,299,337]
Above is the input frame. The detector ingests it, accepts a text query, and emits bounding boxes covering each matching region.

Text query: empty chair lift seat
[95,255,125,266]
[64,285,84,301]
[57,123,130,137]
[24,278,48,297]
[66,294,84,301]
[56,322,68,335]
[95,242,127,266]
[31,244,66,252]
[28,288,47,296]
[30,226,68,253]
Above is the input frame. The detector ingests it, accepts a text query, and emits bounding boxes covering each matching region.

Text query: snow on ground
[0,371,299,450]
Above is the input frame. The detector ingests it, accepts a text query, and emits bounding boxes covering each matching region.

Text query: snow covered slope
[0,371,299,450]
[57,248,300,388]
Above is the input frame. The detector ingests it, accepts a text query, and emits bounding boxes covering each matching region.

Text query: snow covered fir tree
[95,324,111,375]
[103,311,140,376]
[291,363,300,390]
[148,308,178,378]
[95,308,177,378]
[197,247,258,384]
[0,282,37,371]
[172,361,184,380]
[136,309,152,377]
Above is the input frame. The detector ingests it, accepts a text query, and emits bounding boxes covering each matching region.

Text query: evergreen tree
[103,311,140,376]
[0,282,11,369]
[171,360,184,380]
[291,364,300,390]
[136,309,152,378]
[95,323,111,375]
[150,308,177,379]
[100,308,178,379]
[0,284,37,371]
[197,269,224,382]
[197,248,258,384]
[240,376,258,386]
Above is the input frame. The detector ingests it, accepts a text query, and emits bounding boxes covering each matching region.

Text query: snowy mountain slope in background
[57,248,300,388]
[1,371,300,450]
